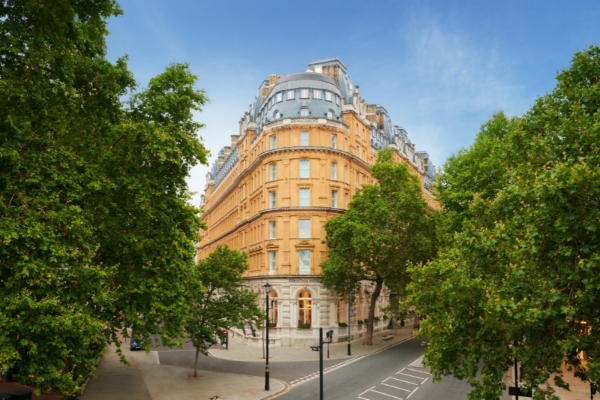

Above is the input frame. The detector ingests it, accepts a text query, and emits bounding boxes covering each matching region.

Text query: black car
[130,334,143,351]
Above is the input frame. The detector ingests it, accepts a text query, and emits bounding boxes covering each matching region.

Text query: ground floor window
[337,298,346,323]
[269,290,278,326]
[298,290,312,326]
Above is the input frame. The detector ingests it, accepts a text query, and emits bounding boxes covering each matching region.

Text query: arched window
[298,290,312,326]
[273,110,281,119]
[300,108,309,117]
[326,110,333,119]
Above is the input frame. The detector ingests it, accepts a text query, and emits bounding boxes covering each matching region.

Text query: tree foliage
[186,245,262,377]
[408,45,600,400]
[322,148,437,345]
[0,0,208,394]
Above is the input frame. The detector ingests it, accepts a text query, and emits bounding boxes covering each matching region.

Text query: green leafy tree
[0,0,208,395]
[322,148,437,345]
[186,245,262,378]
[408,45,600,400]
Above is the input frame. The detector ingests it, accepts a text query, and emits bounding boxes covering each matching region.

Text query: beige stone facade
[198,58,437,347]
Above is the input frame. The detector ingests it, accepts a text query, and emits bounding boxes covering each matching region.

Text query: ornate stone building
[197,58,437,347]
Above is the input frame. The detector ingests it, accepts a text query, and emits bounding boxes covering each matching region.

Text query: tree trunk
[364,277,383,345]
[194,348,200,377]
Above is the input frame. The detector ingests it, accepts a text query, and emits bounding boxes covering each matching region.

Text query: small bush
[374,317,380,322]
[383,315,389,320]
[338,322,348,328]
[357,320,364,325]
[298,323,311,329]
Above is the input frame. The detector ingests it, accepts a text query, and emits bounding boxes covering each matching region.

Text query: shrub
[357,320,364,325]
[298,323,311,329]
[338,322,348,328]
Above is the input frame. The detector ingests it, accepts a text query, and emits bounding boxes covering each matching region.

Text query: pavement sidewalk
[208,324,417,362]
[81,343,285,400]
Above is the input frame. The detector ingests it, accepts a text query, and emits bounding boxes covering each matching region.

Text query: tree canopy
[186,245,262,378]
[407,45,600,400]
[0,0,208,395]
[322,148,437,345]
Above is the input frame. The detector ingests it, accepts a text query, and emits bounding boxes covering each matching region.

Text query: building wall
[198,59,437,347]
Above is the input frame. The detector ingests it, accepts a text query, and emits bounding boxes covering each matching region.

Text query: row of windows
[268,250,312,274]
[269,132,338,149]
[268,161,346,182]
[268,189,339,208]
[268,219,312,240]
[270,89,340,104]
[271,108,336,120]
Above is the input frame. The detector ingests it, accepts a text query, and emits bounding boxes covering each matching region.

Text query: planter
[338,322,348,328]
[298,324,311,329]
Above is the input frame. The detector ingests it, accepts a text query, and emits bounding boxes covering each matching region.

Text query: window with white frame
[270,163,277,181]
[300,131,308,146]
[299,188,310,206]
[331,162,337,180]
[299,251,311,274]
[269,221,276,239]
[269,251,276,273]
[287,90,295,100]
[270,135,276,149]
[344,165,348,182]
[273,110,282,119]
[325,91,332,101]
[300,108,309,117]
[298,290,312,323]
[299,219,310,238]
[335,95,340,105]
[326,110,333,119]
[269,191,276,208]
[276,92,282,102]
[300,89,309,98]
[331,134,337,149]
[332,190,338,208]
[313,89,322,99]
[300,160,310,178]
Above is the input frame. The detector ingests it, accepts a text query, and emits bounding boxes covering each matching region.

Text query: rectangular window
[299,188,310,206]
[335,95,340,105]
[325,91,332,101]
[287,90,295,100]
[299,250,311,273]
[270,135,276,149]
[345,138,348,151]
[331,162,337,180]
[269,251,276,272]
[269,221,276,239]
[270,163,277,181]
[313,90,322,99]
[345,193,349,207]
[344,165,348,182]
[300,160,310,178]
[331,134,337,149]
[299,219,310,238]
[300,89,309,98]
[269,191,276,208]
[300,131,308,146]
[276,92,282,102]
[332,190,338,208]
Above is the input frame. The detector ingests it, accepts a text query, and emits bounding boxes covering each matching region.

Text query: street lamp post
[264,281,271,391]
[347,281,351,356]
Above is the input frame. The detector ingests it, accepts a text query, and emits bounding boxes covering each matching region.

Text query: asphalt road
[157,338,513,400]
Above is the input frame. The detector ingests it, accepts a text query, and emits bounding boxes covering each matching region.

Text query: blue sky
[105,0,600,205]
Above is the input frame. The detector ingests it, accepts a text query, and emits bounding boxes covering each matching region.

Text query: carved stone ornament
[295,240,315,248]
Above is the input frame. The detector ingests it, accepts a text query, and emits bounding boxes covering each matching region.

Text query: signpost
[310,328,334,400]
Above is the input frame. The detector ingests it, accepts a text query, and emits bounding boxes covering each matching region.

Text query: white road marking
[358,386,376,400]
[405,368,429,375]
[396,372,428,381]
[290,355,366,387]
[369,388,404,399]
[386,377,418,386]
[381,382,412,392]
[407,387,419,399]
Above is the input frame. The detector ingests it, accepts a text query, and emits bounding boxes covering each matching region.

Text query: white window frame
[331,134,337,149]
[326,110,333,119]
[269,221,276,239]
[299,188,310,206]
[332,190,338,208]
[269,251,276,273]
[331,162,337,180]
[335,95,340,105]
[300,160,310,178]
[325,91,332,102]
[276,92,282,102]
[300,89,309,98]
[300,131,308,146]
[270,163,277,181]
[269,191,276,208]
[299,219,310,238]
[300,108,309,117]
[299,250,311,274]
[313,90,322,99]
[270,135,276,149]
[287,90,295,100]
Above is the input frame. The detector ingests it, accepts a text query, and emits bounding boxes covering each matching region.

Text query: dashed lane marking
[289,355,366,387]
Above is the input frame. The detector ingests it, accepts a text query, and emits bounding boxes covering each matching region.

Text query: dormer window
[300,108,309,117]
[287,90,295,100]
[300,89,309,98]
[273,110,282,119]
[325,92,332,102]
[276,92,282,102]
[326,110,333,119]
[313,90,322,99]
[335,96,340,105]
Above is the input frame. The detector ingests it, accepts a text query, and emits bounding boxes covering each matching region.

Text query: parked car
[130,333,143,351]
